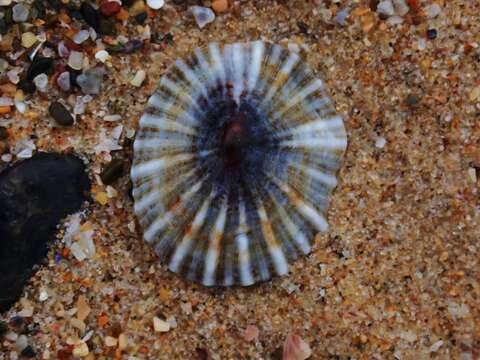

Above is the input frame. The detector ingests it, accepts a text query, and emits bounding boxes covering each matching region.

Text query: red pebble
[100,1,121,17]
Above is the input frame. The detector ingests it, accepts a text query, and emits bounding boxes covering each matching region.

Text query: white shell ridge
[131,41,347,286]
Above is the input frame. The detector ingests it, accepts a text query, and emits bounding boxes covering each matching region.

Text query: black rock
[0,18,8,35]
[0,320,7,338]
[80,2,99,30]
[18,79,36,94]
[0,153,90,312]
[134,11,147,24]
[46,0,62,10]
[97,18,116,35]
[26,57,54,81]
[20,345,36,358]
[68,67,82,88]
[427,28,437,40]
[100,158,124,185]
[32,0,46,19]
[0,127,8,140]
[49,101,74,126]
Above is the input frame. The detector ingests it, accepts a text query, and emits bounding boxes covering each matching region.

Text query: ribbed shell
[131,41,347,286]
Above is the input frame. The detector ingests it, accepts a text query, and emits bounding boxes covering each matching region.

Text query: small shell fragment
[131,42,347,286]
[190,6,215,28]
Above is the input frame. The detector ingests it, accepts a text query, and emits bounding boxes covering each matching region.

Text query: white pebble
[375,137,386,148]
[392,0,409,16]
[146,0,164,10]
[153,316,170,332]
[57,71,71,91]
[417,38,426,51]
[7,69,20,84]
[377,0,395,16]
[15,101,26,113]
[39,290,49,302]
[130,70,146,87]
[5,331,18,342]
[467,168,477,183]
[106,185,118,198]
[95,50,109,63]
[72,342,89,357]
[68,51,84,70]
[190,6,215,29]
[104,114,122,122]
[387,15,404,25]
[425,3,441,18]
[429,340,444,352]
[334,7,349,26]
[0,0,12,6]
[105,336,118,347]
[33,73,48,92]
[1,154,13,162]
[58,41,70,58]
[17,307,33,317]
[15,335,28,351]
[0,97,14,106]
[70,242,87,261]
[12,3,29,22]
[73,30,90,44]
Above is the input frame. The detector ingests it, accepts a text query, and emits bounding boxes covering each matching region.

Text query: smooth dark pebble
[270,347,283,360]
[98,18,116,35]
[122,39,143,53]
[100,158,124,185]
[194,347,208,360]
[0,153,90,312]
[33,0,46,18]
[135,11,147,24]
[427,28,437,40]
[70,9,84,20]
[68,67,82,88]
[106,44,124,53]
[0,320,7,338]
[9,315,24,328]
[46,0,62,10]
[0,127,8,140]
[0,19,8,35]
[26,57,54,81]
[18,79,36,94]
[4,7,12,24]
[49,101,74,126]
[405,94,420,107]
[20,346,36,358]
[80,2,99,29]
[297,20,309,34]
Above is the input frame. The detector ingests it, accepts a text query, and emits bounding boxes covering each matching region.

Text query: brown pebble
[212,0,228,13]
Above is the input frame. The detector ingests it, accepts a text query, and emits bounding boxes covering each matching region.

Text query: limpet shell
[131,41,347,286]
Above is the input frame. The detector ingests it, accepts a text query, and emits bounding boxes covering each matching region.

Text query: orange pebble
[116,8,129,21]
[212,0,228,13]
[98,315,109,326]
[0,106,11,114]
[58,12,71,24]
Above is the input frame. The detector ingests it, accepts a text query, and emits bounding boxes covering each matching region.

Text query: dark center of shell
[196,93,278,199]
